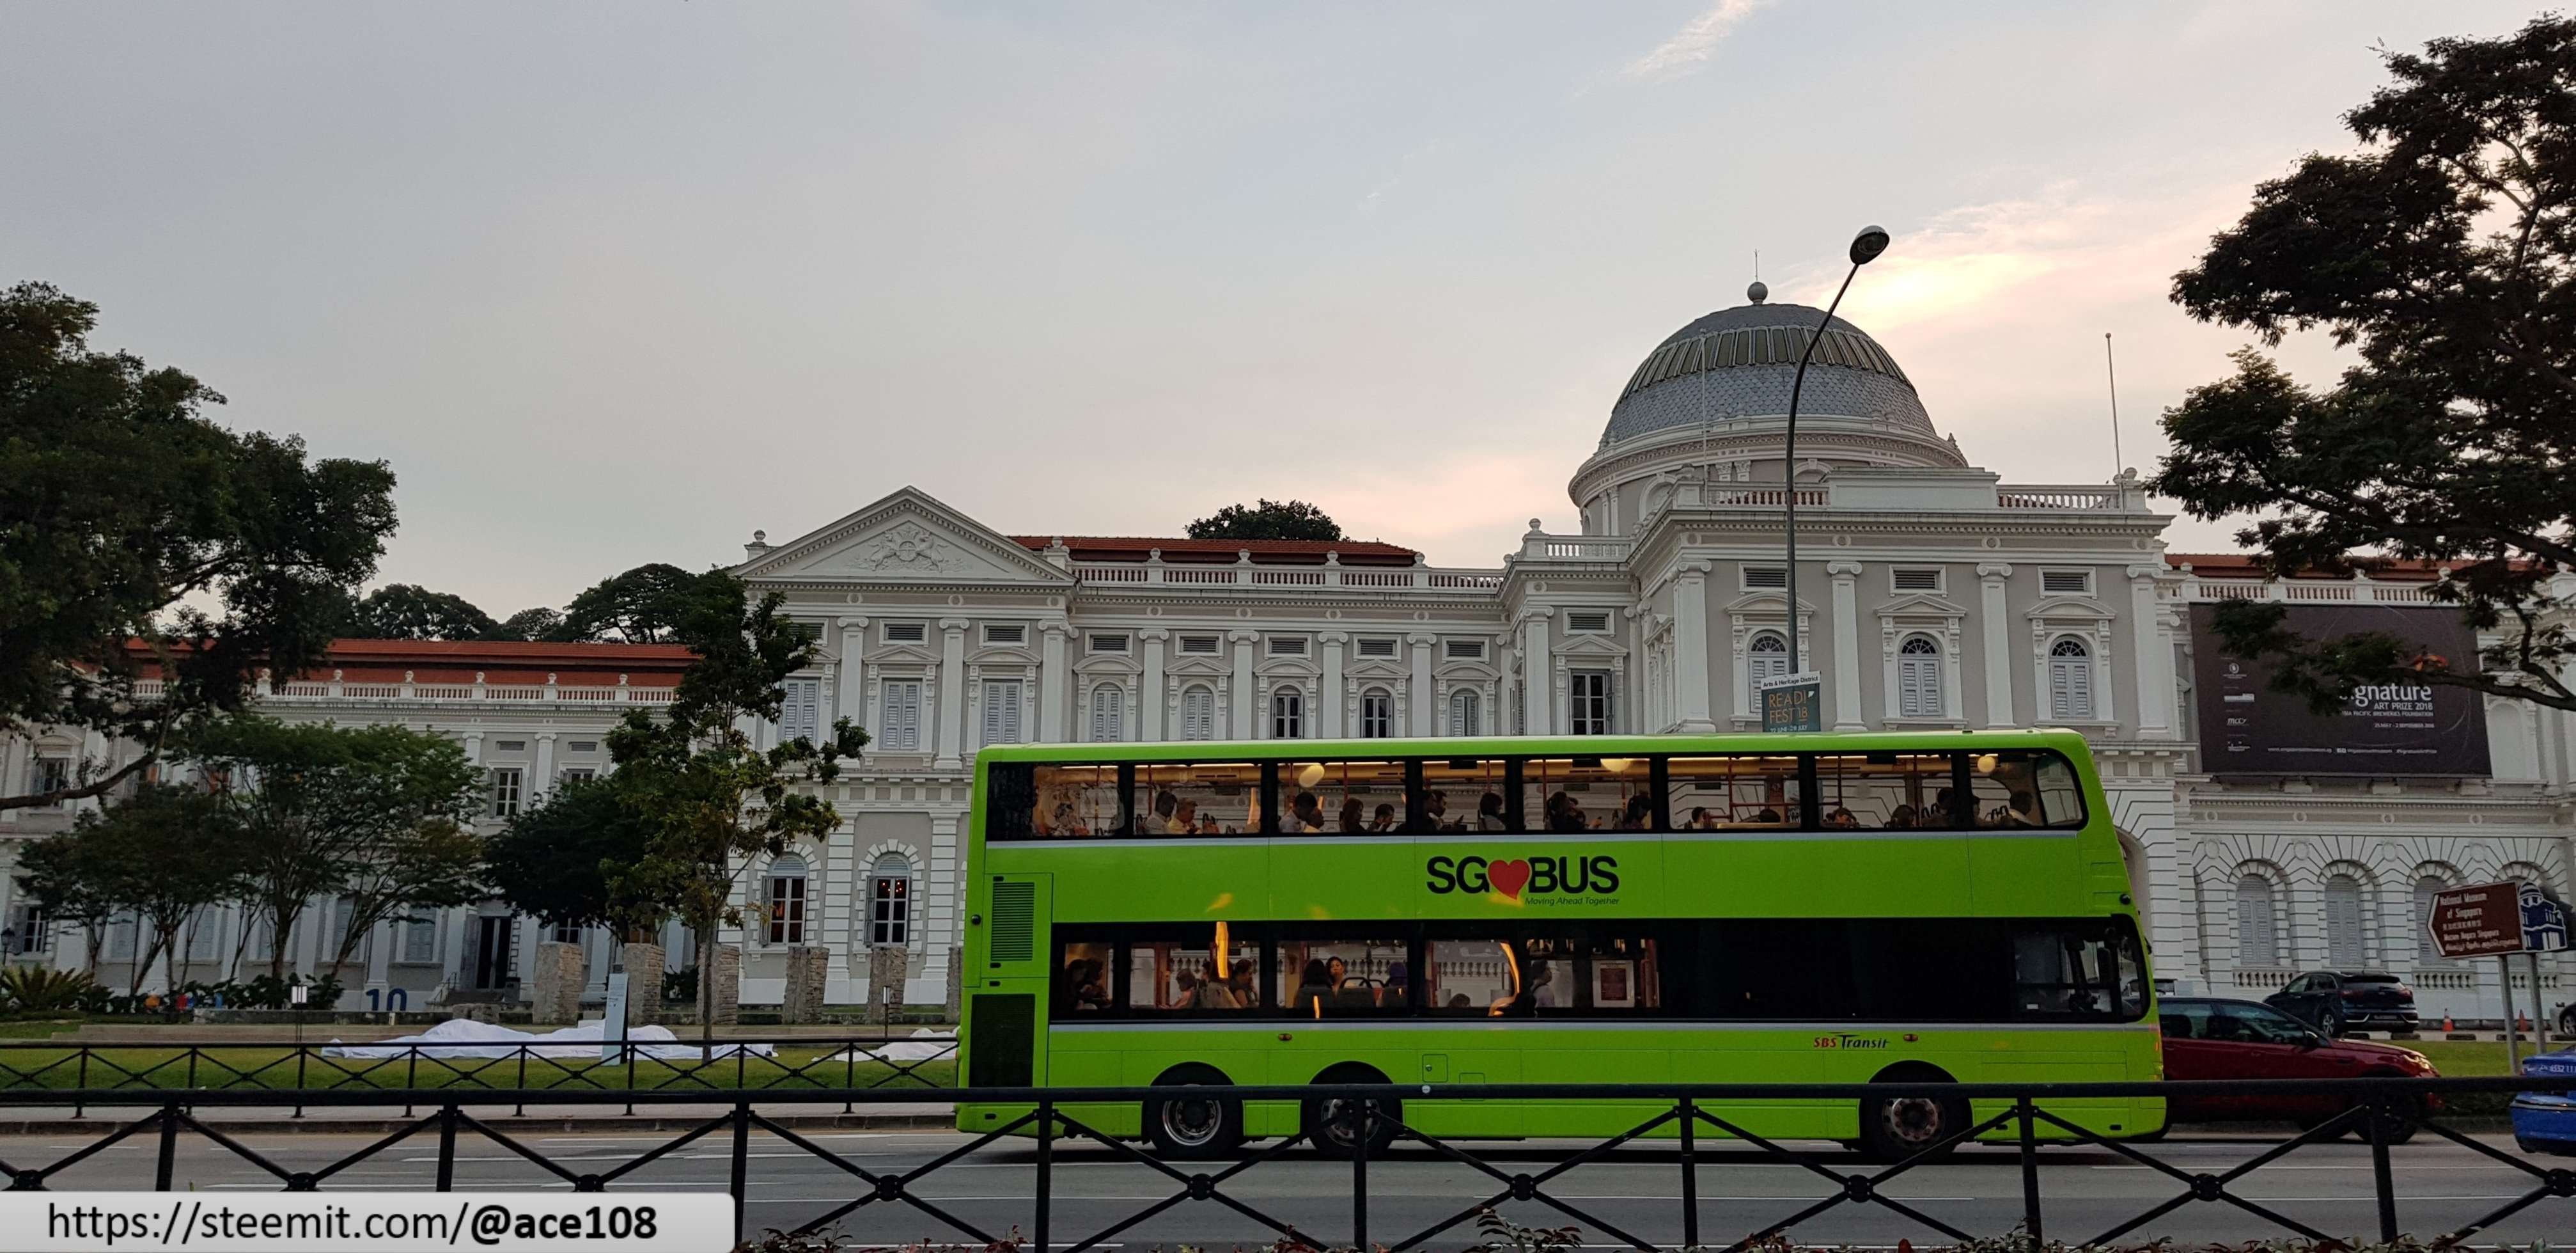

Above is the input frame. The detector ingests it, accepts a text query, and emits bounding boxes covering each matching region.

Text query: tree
[488,606,566,642]
[1185,499,1343,542]
[485,775,664,940]
[2153,15,2576,713]
[24,785,247,1002]
[551,563,728,644]
[17,812,124,979]
[343,585,501,641]
[189,717,483,980]
[603,573,866,1046]
[0,283,399,810]
[325,816,485,981]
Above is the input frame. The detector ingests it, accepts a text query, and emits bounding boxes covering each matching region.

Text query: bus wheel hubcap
[1164,1096,1221,1146]
[1884,1098,1942,1143]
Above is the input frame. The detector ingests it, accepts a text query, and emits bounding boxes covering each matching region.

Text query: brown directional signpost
[2428,881,2566,1071]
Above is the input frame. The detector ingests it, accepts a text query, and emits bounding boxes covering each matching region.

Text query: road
[2,1126,2570,1249]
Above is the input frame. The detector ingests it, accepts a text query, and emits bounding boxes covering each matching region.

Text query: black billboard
[2190,603,2492,776]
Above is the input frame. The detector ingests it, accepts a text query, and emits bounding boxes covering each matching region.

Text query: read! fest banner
[2188,603,2492,776]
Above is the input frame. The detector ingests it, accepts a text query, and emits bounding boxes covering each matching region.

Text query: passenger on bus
[1887,803,1921,829]
[1197,814,1223,836]
[1063,959,1109,1012]
[2002,790,2042,826]
[1169,798,1198,835]
[1152,789,1181,831]
[1287,791,1327,833]
[1617,794,1652,831]
[1935,787,1967,825]
[1370,802,1399,832]
[1826,806,1859,829]
[1292,959,1332,1013]
[1190,964,1241,1010]
[1446,992,1473,1011]
[1752,808,1782,824]
[1476,792,1507,831]
[1050,803,1091,838]
[1423,789,1451,831]
[1339,798,1367,833]
[1687,806,1715,830]
[1228,961,1258,1007]
[1545,791,1585,833]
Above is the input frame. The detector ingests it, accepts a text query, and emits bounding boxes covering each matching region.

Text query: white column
[836,617,868,734]
[1229,631,1258,738]
[2127,566,2171,736]
[1139,629,1168,741]
[462,732,485,767]
[1318,633,1347,738]
[1978,563,2015,726]
[533,732,558,800]
[1828,560,1865,730]
[364,920,393,995]
[933,619,969,769]
[1520,610,1556,736]
[1038,623,1071,743]
[1672,564,1715,732]
[1408,633,1438,737]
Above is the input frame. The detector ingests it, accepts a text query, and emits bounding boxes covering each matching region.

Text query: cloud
[1623,0,1772,83]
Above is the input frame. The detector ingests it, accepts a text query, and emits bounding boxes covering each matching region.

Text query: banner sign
[1758,671,1823,733]
[2189,603,2490,776]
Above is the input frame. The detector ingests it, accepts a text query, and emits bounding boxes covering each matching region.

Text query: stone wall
[868,943,909,1025]
[781,946,829,1022]
[708,943,741,1027]
[529,941,586,1025]
[618,943,665,1027]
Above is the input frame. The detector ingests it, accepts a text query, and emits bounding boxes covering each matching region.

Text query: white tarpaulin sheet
[829,1028,958,1064]
[322,1018,777,1060]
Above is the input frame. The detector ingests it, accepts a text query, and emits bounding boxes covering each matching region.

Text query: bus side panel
[1674,1028,1842,1140]
[1270,839,1414,920]
[1966,835,2086,917]
[1003,843,1268,923]
[1666,835,1968,917]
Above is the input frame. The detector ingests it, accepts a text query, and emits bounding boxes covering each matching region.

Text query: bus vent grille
[990,881,1036,965]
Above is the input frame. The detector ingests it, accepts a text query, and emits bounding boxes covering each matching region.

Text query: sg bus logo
[1425,855,1620,899]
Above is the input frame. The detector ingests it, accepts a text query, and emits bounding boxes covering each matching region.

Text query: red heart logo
[1486,859,1531,899]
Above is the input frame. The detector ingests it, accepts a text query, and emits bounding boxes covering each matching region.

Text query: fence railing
[0,1036,957,1112]
[1,1076,2569,1252]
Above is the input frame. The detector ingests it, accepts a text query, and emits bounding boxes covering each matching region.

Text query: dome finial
[1746,280,1768,304]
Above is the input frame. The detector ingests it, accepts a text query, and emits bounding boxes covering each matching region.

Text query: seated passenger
[1545,791,1586,833]
[1169,798,1198,835]
[1886,803,1921,829]
[1152,789,1181,831]
[1616,794,1653,830]
[1288,791,1327,833]
[1752,808,1782,824]
[1826,806,1859,829]
[1339,797,1366,833]
[1687,806,1715,830]
[1198,814,1224,835]
[1369,802,1399,832]
[1290,959,1331,1013]
[1191,964,1241,1010]
[1476,791,1507,831]
[1063,959,1109,1012]
[1423,789,1452,831]
[1051,803,1091,838]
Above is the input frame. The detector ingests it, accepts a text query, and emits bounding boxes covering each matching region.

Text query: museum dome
[1598,288,1939,450]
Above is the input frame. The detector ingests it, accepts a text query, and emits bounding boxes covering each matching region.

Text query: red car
[2159,997,2439,1138]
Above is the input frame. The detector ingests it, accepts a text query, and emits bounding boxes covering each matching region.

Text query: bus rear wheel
[1144,1069,1242,1160]
[1304,1066,1401,1160]
[1859,1075,1969,1163]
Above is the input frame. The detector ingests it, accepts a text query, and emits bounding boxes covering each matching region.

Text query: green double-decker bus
[956,730,2159,1160]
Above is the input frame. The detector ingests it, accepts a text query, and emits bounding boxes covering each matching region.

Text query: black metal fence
[1,1076,2571,1252]
[0,1036,956,1110]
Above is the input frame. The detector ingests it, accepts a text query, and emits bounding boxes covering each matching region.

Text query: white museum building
[3,287,2568,1026]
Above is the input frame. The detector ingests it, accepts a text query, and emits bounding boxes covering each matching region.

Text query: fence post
[2015,1096,2042,1250]
[1351,1098,1370,1253]
[406,1048,419,1119]
[729,1102,752,1246]
[1678,1096,1699,1251]
[74,1049,88,1120]
[843,1044,855,1115]
[153,1104,179,1192]
[2367,1092,2400,1243]
[514,1047,528,1118]
[625,1044,637,1118]
[293,1048,307,1119]
[1034,1098,1054,1253]
[435,1104,458,1192]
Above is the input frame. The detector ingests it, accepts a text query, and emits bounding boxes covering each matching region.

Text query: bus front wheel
[1859,1074,1969,1163]
[1144,1068,1242,1160]
[1305,1066,1401,1160]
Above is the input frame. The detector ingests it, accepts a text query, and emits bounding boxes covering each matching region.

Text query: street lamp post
[1781,225,1890,675]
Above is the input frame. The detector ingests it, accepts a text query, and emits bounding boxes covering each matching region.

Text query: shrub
[0,966,100,1013]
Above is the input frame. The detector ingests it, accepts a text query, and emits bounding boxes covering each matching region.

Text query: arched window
[1179,685,1215,741]
[2323,873,2366,967]
[1748,631,1789,692]
[765,855,808,945]
[1270,687,1304,739]
[867,854,912,946]
[2236,874,2279,966]
[1448,688,1481,737]
[2047,636,2096,720]
[1088,684,1124,743]
[1359,688,1394,738]
[1897,634,1943,718]
[2414,874,2453,964]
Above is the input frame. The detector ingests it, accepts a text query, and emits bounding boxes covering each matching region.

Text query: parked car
[2512,1044,2576,1155]
[2159,997,2439,1137]
[2264,970,2418,1036]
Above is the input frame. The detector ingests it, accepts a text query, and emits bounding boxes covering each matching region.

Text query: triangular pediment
[1878,592,1965,619]
[1556,633,1629,658]
[737,486,1072,585]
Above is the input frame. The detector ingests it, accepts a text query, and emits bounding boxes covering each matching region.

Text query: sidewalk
[0,1099,960,1137]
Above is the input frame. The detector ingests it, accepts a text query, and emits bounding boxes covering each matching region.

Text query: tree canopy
[551,563,731,644]
[338,584,502,641]
[2153,15,2576,713]
[485,775,664,938]
[0,281,399,809]
[1185,499,1343,542]
[601,571,865,1041]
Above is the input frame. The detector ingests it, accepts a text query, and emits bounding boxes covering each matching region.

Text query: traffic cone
[2518,1012,2533,1033]
[2442,1014,2455,1032]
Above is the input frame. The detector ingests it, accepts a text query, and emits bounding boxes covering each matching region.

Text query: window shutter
[2325,877,2365,966]
[1089,686,1122,742]
[984,681,1023,745]
[2236,878,2278,966]
[1181,687,1214,740]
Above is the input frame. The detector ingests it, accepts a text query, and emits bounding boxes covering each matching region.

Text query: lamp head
[1849,225,1891,266]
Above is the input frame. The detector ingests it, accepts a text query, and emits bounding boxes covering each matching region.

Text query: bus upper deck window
[1033,766,1123,837]
[1969,751,2087,830]
[1132,762,1261,837]
[1276,760,1405,835]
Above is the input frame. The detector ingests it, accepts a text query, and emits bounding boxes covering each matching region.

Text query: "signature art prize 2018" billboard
[2189,603,2492,777]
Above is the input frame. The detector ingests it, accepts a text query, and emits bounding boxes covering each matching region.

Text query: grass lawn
[2405,1038,2572,1076]
[0,1042,954,1093]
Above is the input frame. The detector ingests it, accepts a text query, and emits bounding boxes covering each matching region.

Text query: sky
[1,1,2543,618]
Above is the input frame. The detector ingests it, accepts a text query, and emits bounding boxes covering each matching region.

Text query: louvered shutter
[2236,878,2278,966]
[880,682,920,750]
[1180,688,1214,741]
[1089,686,1122,743]
[780,678,820,742]
[985,681,1023,745]
[2325,876,2365,966]
[1449,690,1479,736]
